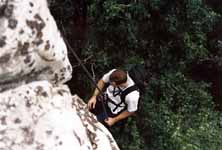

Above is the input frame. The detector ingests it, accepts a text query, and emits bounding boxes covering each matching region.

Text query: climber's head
[109,69,127,87]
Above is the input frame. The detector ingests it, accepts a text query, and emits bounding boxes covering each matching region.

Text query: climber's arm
[87,79,105,110]
[105,110,135,126]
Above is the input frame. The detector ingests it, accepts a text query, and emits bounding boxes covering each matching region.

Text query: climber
[87,69,140,127]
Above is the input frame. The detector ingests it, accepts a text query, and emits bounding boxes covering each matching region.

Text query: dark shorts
[90,95,128,128]
[90,95,115,121]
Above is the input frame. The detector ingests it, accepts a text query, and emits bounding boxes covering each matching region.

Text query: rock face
[0,0,72,92]
[0,0,119,149]
[0,81,119,150]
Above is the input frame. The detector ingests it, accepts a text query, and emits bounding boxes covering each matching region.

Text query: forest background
[48,0,222,149]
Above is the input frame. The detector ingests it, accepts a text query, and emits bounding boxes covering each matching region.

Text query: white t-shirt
[102,69,140,114]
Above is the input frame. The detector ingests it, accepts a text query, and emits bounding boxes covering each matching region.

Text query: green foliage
[48,0,75,24]
[183,32,209,61]
[137,72,222,150]
[49,0,222,149]
[87,0,221,74]
[86,0,222,149]
[111,118,143,150]
[110,72,222,150]
[186,0,218,32]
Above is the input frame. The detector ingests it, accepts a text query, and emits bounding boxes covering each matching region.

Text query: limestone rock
[0,81,119,150]
[0,0,72,92]
[0,0,119,149]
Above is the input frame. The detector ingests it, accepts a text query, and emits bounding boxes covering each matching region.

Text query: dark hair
[109,69,127,85]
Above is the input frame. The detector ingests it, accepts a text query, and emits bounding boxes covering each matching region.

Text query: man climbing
[87,69,140,127]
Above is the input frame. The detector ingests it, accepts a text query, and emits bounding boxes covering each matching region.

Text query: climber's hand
[87,96,97,110]
[105,117,116,126]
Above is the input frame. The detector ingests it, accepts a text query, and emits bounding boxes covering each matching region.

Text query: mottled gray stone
[0,0,119,149]
[0,0,72,91]
[0,81,119,150]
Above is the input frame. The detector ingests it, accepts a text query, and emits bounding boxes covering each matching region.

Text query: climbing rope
[60,23,108,119]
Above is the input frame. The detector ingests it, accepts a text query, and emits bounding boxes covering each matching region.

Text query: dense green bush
[49,0,222,149]
[137,72,222,150]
